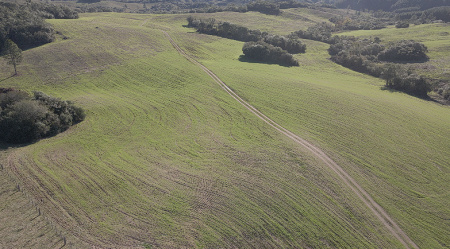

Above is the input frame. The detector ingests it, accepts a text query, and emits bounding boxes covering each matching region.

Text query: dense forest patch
[0,89,85,144]
[0,2,78,52]
[242,41,299,66]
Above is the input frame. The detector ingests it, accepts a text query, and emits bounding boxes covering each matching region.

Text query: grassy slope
[0,10,448,248]
[177,16,450,247]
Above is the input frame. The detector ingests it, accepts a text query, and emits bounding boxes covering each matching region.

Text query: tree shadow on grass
[0,140,33,151]
[238,55,295,68]
[182,25,197,33]
[380,86,442,104]
[380,58,430,64]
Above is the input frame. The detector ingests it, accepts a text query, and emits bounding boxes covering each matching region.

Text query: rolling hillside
[0,11,449,248]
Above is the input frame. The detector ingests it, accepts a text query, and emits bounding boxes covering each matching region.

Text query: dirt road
[163,31,419,249]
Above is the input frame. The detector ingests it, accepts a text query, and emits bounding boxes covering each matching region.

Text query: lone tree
[4,39,23,75]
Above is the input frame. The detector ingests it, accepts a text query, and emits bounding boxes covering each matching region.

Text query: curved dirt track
[163,31,419,249]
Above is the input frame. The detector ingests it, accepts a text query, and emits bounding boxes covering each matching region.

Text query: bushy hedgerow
[0,89,85,144]
[242,41,299,66]
[188,17,264,42]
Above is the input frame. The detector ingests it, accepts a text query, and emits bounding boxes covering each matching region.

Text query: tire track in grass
[163,31,418,249]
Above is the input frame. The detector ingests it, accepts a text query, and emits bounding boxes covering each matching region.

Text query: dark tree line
[188,17,265,41]
[290,22,337,44]
[187,17,306,54]
[382,65,430,97]
[0,2,78,53]
[147,0,334,15]
[334,0,450,12]
[246,1,281,15]
[0,89,85,144]
[395,6,450,23]
[187,17,302,66]
[329,15,387,30]
[332,0,450,24]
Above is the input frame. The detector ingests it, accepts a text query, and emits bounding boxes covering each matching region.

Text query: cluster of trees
[187,17,306,54]
[263,35,306,54]
[329,15,386,30]
[187,17,303,66]
[293,18,440,98]
[331,0,450,24]
[76,5,119,13]
[327,37,429,63]
[187,17,265,41]
[290,22,337,44]
[148,0,334,15]
[395,21,410,28]
[383,65,431,97]
[0,2,77,53]
[378,40,428,62]
[328,37,431,97]
[242,41,299,66]
[434,81,450,102]
[246,1,281,15]
[0,89,85,144]
[34,3,79,19]
[395,6,450,23]
[77,0,101,3]
[290,14,387,46]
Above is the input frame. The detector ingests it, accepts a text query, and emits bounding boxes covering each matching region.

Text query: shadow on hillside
[0,141,32,151]
[238,55,294,67]
[379,58,430,64]
[380,86,442,104]
[182,25,197,33]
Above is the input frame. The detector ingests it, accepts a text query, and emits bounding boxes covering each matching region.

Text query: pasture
[0,11,448,248]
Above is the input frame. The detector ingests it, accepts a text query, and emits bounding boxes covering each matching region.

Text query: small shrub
[395,22,410,28]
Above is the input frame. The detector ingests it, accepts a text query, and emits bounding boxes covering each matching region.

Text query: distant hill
[333,0,450,12]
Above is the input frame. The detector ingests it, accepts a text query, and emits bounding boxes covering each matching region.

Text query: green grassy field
[0,11,449,248]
